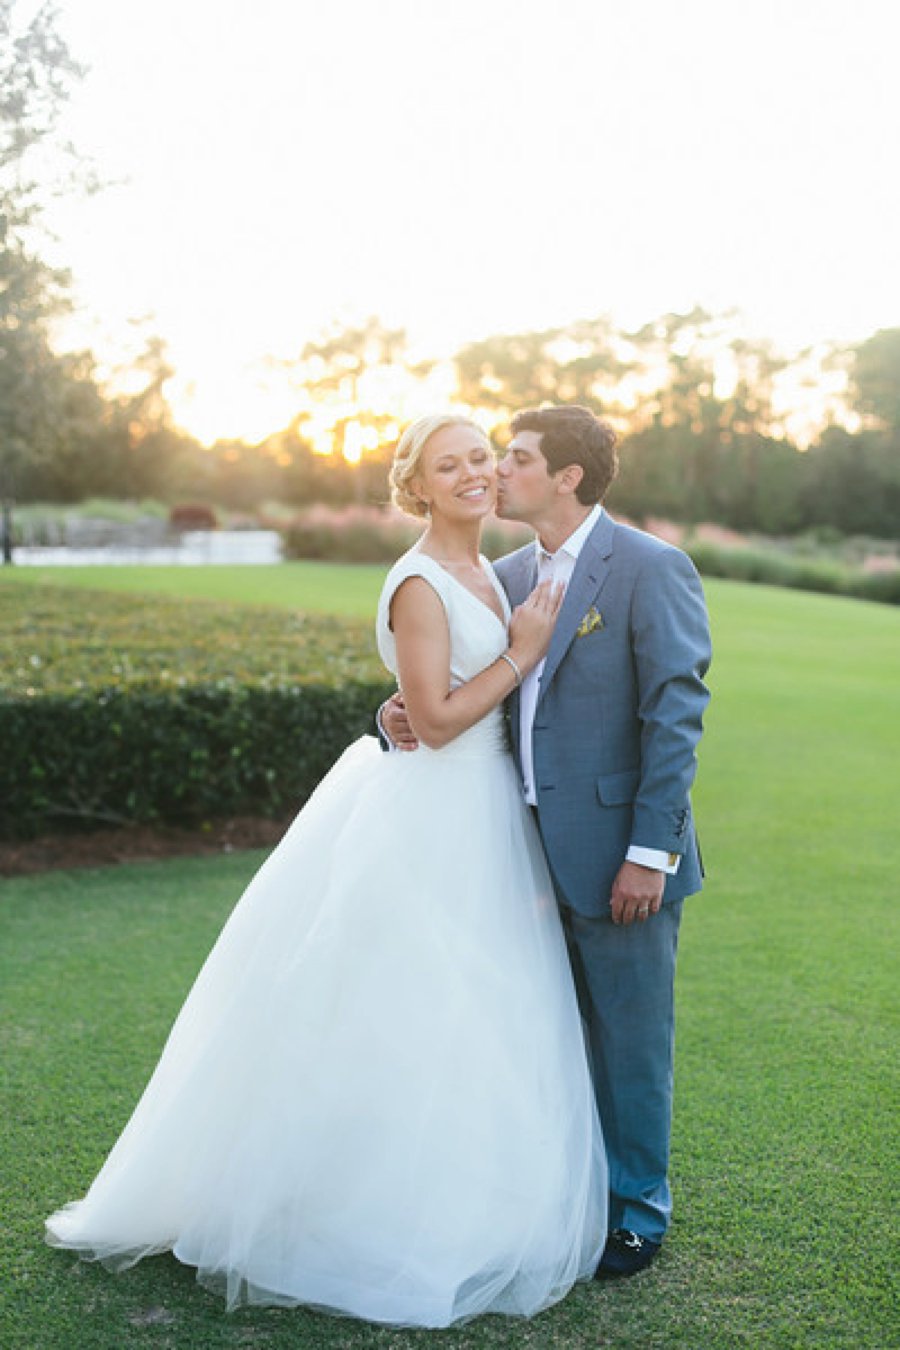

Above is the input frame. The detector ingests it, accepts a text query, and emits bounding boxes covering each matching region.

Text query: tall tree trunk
[1,466,14,564]
[1,498,13,564]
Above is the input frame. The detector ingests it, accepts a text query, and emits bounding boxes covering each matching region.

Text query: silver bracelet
[498,652,522,687]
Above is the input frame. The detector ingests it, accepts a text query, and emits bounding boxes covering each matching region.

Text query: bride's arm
[390,577,561,750]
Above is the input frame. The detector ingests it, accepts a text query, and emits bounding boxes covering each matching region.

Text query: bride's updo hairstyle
[390,414,491,519]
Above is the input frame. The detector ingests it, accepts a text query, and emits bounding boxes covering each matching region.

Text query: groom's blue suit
[493,509,711,1241]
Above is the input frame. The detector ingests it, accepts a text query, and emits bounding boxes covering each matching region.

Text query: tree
[455,326,567,411]
[850,329,900,432]
[0,0,88,233]
[454,317,627,417]
[0,0,91,557]
[0,241,75,553]
[287,318,408,501]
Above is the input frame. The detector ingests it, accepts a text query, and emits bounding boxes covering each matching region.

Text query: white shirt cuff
[626,845,681,874]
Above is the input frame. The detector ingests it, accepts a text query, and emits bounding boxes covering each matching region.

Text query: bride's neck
[419,519,482,565]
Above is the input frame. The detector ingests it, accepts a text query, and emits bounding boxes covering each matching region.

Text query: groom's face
[495,431,557,525]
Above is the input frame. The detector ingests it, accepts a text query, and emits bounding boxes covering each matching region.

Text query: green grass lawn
[4,562,387,617]
[1,576,898,1347]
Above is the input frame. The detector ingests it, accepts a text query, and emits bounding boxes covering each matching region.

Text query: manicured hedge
[684,540,900,605]
[1,585,393,839]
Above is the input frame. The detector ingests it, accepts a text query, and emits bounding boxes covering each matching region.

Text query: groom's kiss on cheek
[495,431,557,522]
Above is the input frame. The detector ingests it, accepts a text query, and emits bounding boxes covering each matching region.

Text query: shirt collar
[535,503,605,563]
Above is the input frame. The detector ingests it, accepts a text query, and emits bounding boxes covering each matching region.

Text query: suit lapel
[497,546,538,608]
[538,512,615,701]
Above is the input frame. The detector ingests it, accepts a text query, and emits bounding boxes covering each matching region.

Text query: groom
[387,405,711,1277]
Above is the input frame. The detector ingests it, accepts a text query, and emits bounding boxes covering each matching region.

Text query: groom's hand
[610,861,665,925]
[382,692,419,751]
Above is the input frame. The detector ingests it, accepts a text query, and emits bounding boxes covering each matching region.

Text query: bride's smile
[409,423,498,522]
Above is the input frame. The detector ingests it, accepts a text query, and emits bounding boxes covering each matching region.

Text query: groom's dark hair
[510,405,618,505]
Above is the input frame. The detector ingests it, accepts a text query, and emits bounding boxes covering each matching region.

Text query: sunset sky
[40,0,900,443]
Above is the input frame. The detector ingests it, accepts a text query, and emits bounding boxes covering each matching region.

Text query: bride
[45,413,608,1328]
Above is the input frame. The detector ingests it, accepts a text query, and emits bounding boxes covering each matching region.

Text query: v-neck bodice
[419,552,509,630]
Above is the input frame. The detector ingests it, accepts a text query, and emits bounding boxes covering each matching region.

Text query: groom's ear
[555,463,585,496]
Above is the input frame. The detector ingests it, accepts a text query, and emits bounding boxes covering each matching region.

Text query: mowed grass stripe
[2,562,387,617]
[1,578,897,1347]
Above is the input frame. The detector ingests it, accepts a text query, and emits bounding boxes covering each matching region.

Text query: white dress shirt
[519,505,679,875]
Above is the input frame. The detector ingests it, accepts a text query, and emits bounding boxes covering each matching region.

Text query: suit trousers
[558,897,683,1243]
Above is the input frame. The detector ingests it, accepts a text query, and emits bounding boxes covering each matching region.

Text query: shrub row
[280,509,900,605]
[0,682,393,839]
[1,585,393,839]
[282,518,415,564]
[684,541,900,605]
[281,506,531,564]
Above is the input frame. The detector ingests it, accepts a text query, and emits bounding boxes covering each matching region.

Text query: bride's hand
[507,580,565,672]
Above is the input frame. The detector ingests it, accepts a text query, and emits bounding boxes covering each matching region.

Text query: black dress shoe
[595,1228,661,1278]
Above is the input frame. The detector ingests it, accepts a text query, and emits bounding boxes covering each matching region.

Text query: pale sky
[39,0,900,442]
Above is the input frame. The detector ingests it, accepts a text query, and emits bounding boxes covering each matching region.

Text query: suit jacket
[493,512,712,918]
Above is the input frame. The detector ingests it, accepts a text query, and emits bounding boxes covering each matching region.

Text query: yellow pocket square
[576,607,604,638]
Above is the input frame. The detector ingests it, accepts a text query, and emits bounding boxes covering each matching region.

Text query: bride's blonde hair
[390,414,491,519]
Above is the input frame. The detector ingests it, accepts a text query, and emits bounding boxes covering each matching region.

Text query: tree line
[9,304,899,542]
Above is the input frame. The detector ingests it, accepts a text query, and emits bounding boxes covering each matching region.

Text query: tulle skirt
[46,735,607,1327]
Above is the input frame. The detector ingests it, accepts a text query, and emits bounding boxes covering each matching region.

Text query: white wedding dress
[46,548,607,1328]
